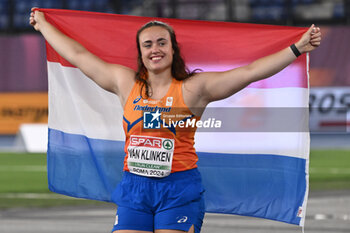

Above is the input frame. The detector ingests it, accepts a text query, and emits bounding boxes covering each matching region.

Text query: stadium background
[0,0,349,233]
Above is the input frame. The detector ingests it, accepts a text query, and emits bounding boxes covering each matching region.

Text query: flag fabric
[43,9,309,226]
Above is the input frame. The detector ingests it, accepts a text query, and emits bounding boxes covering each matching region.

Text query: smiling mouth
[150,56,163,61]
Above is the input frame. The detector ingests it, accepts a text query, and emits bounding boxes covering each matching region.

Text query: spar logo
[130,136,173,150]
[162,139,173,150]
[130,136,162,148]
[143,110,161,129]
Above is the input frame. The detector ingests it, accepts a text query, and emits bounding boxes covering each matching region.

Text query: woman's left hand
[295,24,321,54]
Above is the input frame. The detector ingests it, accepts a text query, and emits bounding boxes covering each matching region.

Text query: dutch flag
[43,9,310,226]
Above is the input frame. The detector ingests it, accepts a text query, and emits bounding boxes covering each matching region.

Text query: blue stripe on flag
[48,128,306,225]
[47,128,125,201]
[197,152,306,225]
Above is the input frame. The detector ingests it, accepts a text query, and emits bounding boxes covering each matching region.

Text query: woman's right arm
[29,8,135,102]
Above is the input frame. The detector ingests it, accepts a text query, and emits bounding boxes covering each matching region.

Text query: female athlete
[30,7,321,233]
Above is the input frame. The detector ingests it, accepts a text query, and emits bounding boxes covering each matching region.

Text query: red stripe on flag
[42,8,308,88]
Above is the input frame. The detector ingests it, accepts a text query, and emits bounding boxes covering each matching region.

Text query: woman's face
[139,26,174,75]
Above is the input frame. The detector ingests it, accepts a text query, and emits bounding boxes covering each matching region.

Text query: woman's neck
[147,69,173,99]
[148,69,172,89]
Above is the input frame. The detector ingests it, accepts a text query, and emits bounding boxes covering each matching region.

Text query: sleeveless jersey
[122,79,199,177]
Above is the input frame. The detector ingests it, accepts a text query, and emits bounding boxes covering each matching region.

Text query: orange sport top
[122,79,199,177]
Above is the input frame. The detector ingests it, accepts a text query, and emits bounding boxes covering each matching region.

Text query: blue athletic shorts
[111,168,205,233]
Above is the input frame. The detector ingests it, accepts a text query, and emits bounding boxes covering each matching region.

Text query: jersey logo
[133,96,142,104]
[166,97,173,106]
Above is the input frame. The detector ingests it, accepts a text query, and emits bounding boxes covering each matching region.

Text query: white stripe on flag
[48,62,125,141]
[195,132,309,159]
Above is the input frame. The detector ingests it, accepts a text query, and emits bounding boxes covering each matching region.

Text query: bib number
[127,135,174,178]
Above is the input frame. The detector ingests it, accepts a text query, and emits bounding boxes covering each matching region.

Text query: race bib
[127,135,175,177]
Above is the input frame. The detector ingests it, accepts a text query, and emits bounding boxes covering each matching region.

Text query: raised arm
[29,8,135,104]
[184,25,321,112]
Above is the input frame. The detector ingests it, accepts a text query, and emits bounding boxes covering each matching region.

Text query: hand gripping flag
[43,9,310,226]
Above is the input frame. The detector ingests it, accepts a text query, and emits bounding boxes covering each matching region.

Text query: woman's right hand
[29,7,46,31]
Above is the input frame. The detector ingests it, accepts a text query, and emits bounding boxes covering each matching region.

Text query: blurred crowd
[0,0,349,32]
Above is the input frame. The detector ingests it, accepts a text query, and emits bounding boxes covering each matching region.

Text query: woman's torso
[122,78,199,177]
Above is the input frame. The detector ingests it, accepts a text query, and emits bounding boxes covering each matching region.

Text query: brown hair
[135,21,198,98]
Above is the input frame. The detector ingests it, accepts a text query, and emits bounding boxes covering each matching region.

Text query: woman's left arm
[195,25,321,104]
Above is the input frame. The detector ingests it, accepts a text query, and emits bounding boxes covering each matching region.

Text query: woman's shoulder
[182,71,208,89]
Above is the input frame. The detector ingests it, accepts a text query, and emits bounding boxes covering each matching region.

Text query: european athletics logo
[143,110,161,129]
